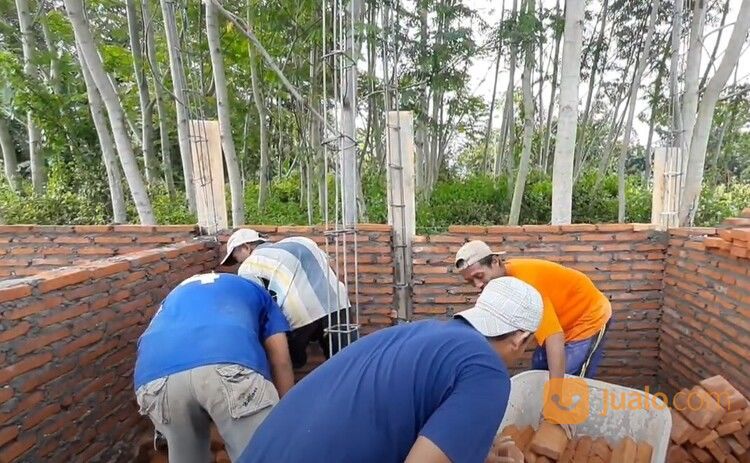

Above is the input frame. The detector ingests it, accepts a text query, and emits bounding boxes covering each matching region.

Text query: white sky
[464,0,750,145]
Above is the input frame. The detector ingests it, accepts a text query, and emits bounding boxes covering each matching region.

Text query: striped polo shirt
[238,237,351,329]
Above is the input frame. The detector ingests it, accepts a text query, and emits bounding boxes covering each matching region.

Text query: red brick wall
[0,239,218,462]
[412,224,668,388]
[659,227,750,399]
[0,225,198,280]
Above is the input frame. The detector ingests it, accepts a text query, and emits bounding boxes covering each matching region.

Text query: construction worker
[221,229,356,369]
[134,273,294,463]
[238,277,542,463]
[454,240,612,380]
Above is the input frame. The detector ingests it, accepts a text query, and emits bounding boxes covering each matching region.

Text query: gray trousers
[136,364,279,462]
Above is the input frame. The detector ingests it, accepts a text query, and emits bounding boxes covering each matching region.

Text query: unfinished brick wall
[0,225,198,281]
[659,227,750,400]
[0,239,218,462]
[412,224,668,388]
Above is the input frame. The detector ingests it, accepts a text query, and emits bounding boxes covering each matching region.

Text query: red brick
[5,295,64,320]
[8,247,36,255]
[58,332,103,357]
[22,403,61,430]
[38,303,90,327]
[84,261,130,278]
[0,225,32,232]
[357,223,391,233]
[15,327,70,355]
[529,422,568,459]
[561,245,594,252]
[72,225,113,233]
[0,435,35,461]
[52,235,91,244]
[0,322,31,343]
[700,375,749,411]
[0,426,19,447]
[154,225,198,233]
[717,421,743,436]
[0,386,12,405]
[37,267,92,293]
[486,226,522,234]
[112,225,157,233]
[725,218,750,227]
[635,441,652,463]
[522,225,561,233]
[447,225,487,234]
[611,436,637,462]
[19,360,77,393]
[0,353,53,384]
[0,258,31,267]
[666,445,691,463]
[596,223,634,232]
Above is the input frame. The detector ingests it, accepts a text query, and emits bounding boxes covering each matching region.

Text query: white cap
[455,240,506,270]
[455,277,543,337]
[220,229,267,266]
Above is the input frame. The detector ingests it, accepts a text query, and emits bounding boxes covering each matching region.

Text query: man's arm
[263,333,294,397]
[405,436,452,463]
[544,332,566,380]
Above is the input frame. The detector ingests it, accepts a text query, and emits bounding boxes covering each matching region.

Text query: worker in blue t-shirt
[134,273,295,463]
[239,277,543,463]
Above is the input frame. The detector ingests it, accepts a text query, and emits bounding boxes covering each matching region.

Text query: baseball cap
[220,229,267,266]
[455,277,543,337]
[455,240,506,270]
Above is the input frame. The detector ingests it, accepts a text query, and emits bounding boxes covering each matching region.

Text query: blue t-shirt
[239,319,511,463]
[134,273,290,389]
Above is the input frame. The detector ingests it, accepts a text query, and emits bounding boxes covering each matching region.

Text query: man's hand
[485,436,523,463]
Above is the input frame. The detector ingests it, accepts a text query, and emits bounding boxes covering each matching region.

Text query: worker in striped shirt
[221,229,356,369]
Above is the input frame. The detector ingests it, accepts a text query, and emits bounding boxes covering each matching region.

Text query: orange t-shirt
[505,258,611,345]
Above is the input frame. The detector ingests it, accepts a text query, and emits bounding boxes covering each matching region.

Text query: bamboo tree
[126,0,158,186]
[700,0,731,90]
[481,0,506,169]
[541,0,561,172]
[494,0,518,178]
[574,0,608,171]
[617,0,660,223]
[680,0,750,224]
[551,0,584,224]
[669,0,684,143]
[247,1,270,210]
[143,0,175,196]
[76,44,127,223]
[15,0,44,193]
[509,0,536,225]
[64,0,155,224]
[161,0,197,213]
[681,0,706,151]
[0,117,19,190]
[206,0,245,225]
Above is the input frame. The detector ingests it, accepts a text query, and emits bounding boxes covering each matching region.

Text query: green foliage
[0,182,109,224]
[694,183,750,227]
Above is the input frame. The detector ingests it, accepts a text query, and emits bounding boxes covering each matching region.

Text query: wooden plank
[189,120,228,234]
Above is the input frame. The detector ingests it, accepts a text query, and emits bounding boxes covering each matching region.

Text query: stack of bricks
[497,423,653,462]
[0,225,198,281]
[703,209,750,259]
[667,375,750,462]
[412,223,667,386]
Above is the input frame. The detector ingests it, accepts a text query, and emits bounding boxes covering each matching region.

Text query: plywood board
[189,120,227,234]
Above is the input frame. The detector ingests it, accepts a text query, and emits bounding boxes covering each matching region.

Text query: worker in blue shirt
[239,276,542,463]
[134,273,295,463]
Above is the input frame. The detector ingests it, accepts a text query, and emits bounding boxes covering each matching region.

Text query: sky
[463,0,749,146]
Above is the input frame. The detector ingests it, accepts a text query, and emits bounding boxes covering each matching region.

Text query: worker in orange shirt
[454,240,612,380]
